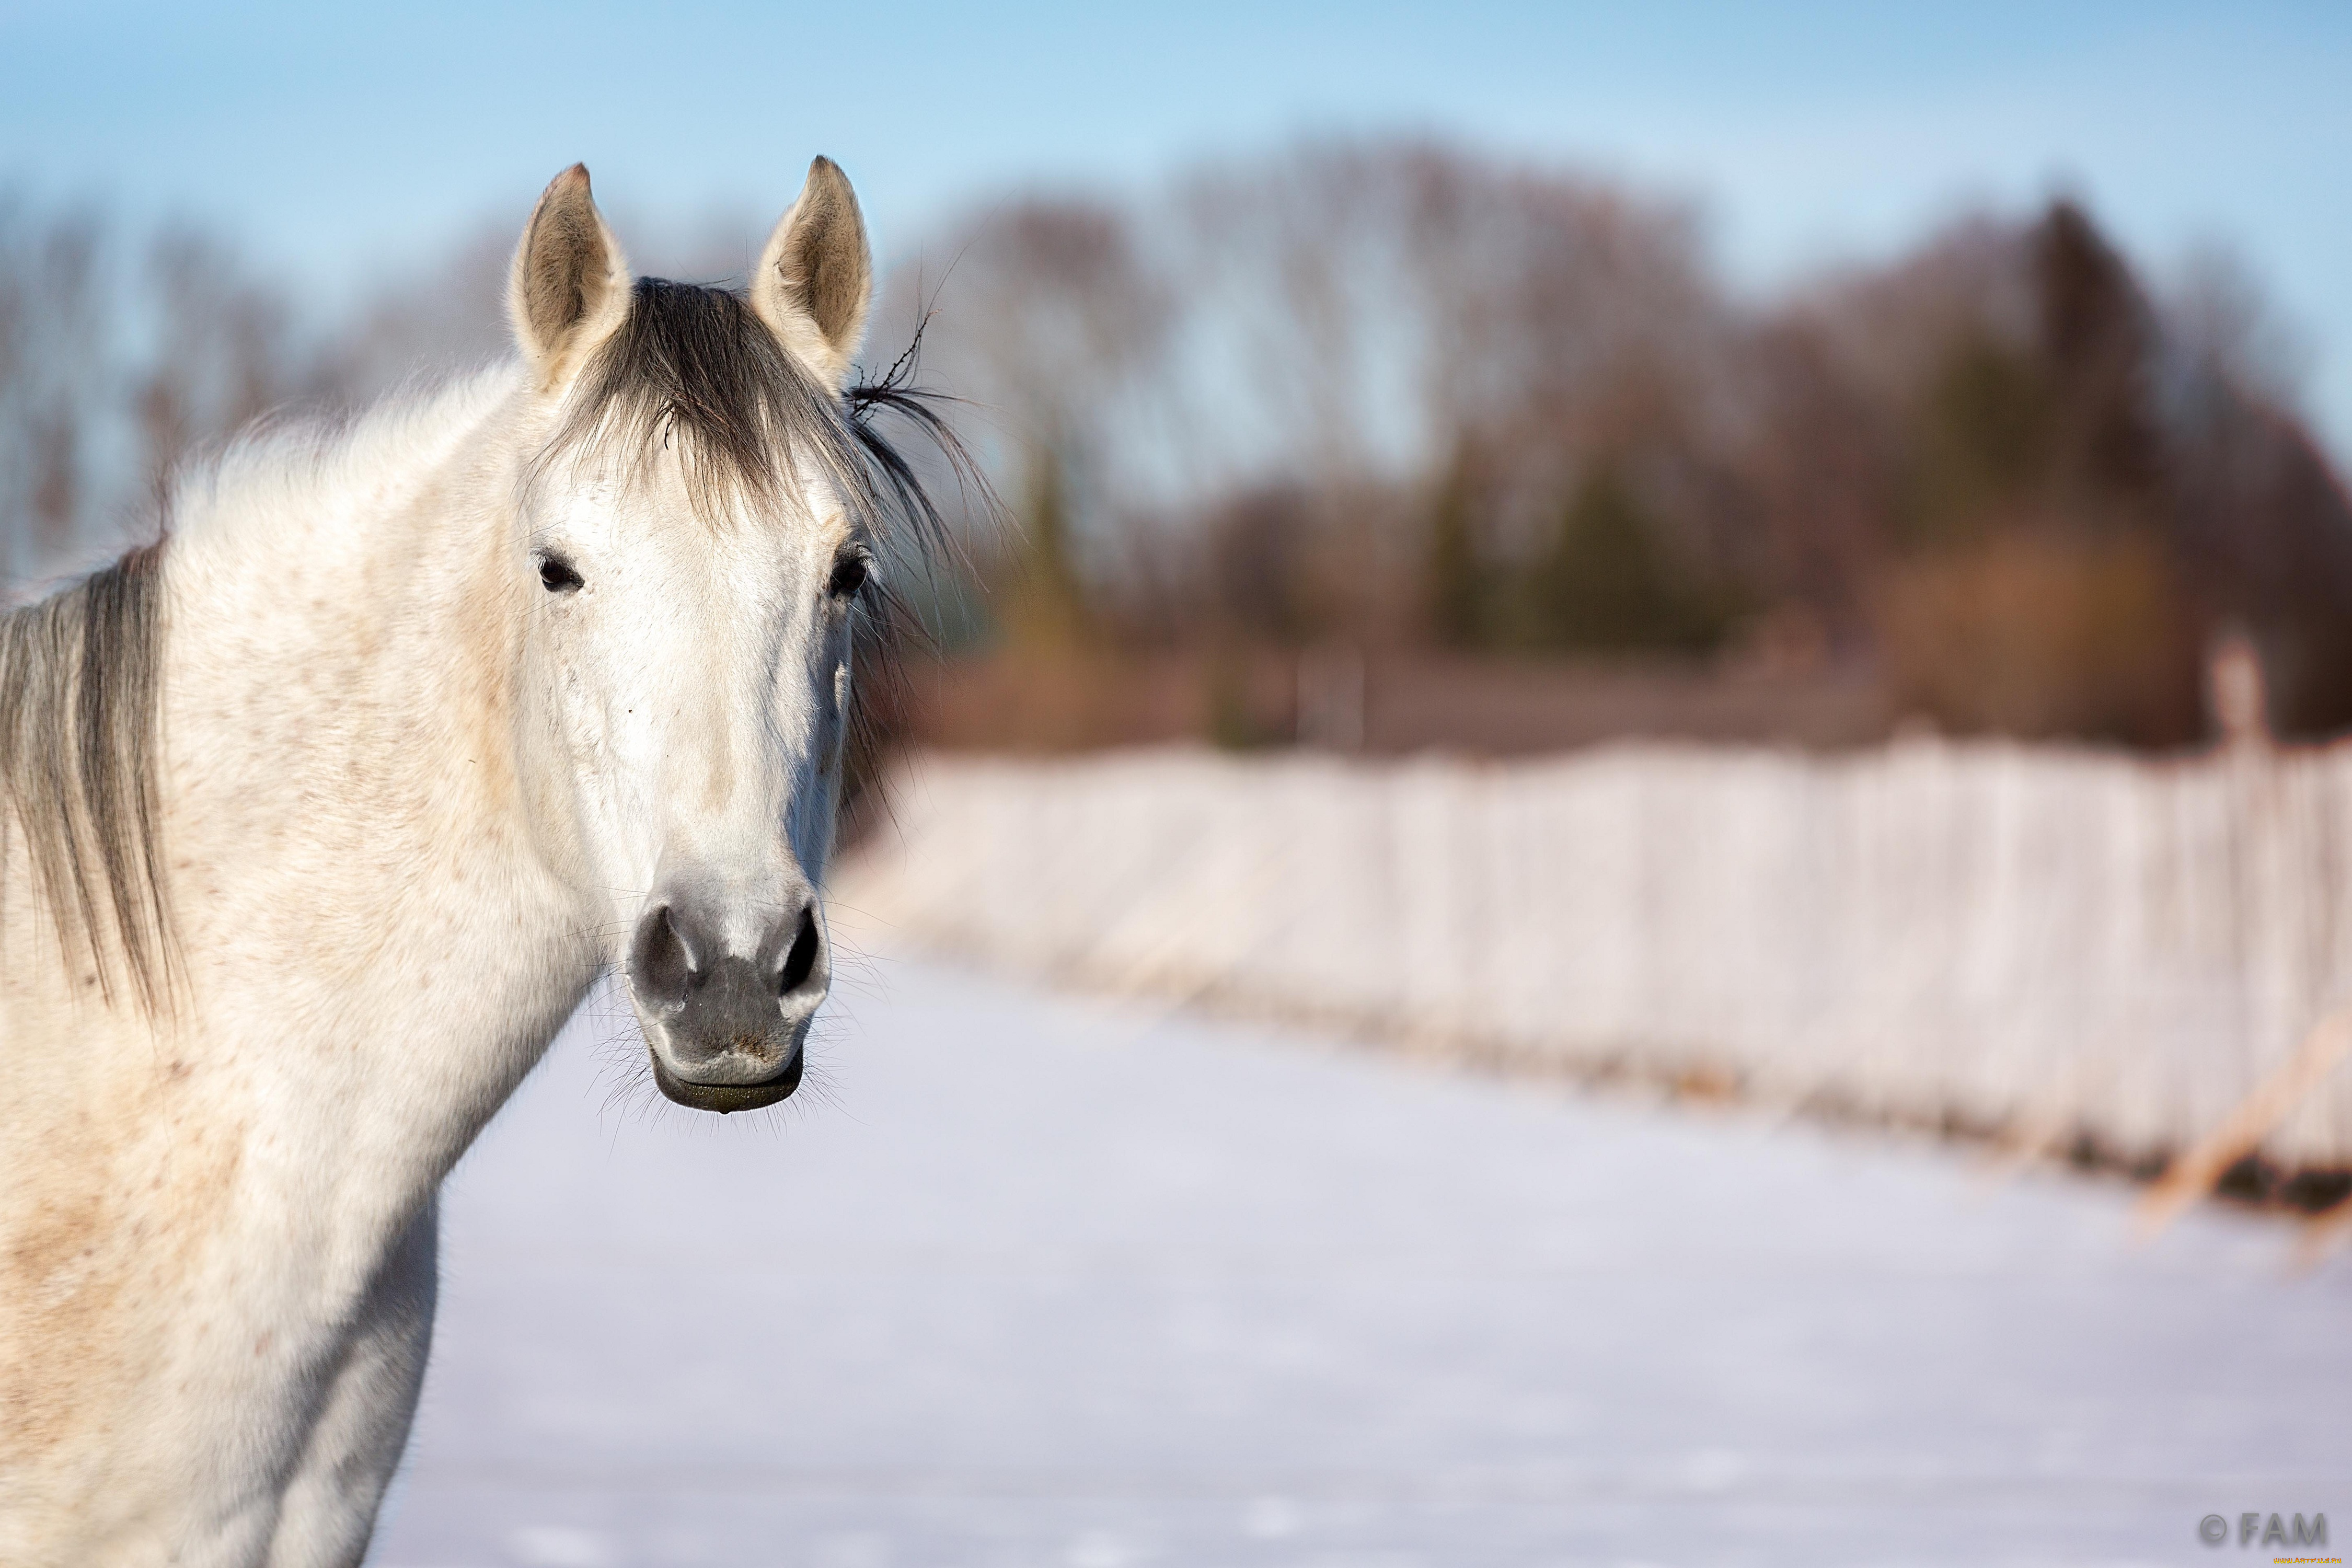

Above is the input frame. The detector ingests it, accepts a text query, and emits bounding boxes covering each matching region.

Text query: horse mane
[0,374,504,1020]
[0,284,985,1016]
[0,541,175,1013]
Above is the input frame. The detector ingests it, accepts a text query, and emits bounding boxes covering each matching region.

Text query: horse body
[2,364,593,1563]
[0,160,909,1565]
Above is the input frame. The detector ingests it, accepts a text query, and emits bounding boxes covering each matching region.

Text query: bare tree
[0,203,107,580]
[0,200,316,590]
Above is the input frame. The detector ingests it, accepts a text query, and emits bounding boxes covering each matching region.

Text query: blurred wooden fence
[834,741,2352,1171]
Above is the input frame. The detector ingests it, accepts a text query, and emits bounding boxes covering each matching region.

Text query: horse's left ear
[751,156,871,390]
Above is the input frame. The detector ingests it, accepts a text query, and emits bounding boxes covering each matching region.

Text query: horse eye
[538,555,584,594]
[826,556,869,598]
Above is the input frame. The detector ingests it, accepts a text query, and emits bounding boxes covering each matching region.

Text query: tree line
[897,141,2352,746]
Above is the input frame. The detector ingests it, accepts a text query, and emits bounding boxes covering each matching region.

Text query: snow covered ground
[370,958,2351,1568]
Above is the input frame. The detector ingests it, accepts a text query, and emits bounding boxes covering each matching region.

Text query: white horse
[0,158,947,1565]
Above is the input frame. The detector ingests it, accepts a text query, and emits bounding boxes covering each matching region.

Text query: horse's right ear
[509,164,632,388]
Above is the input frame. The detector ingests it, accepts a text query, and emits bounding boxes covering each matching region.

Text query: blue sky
[5,2,2350,452]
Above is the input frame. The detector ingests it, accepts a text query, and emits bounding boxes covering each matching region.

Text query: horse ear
[751,156,871,389]
[509,164,631,387]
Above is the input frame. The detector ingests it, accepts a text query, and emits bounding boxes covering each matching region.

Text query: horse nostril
[779,906,822,997]
[629,904,706,1003]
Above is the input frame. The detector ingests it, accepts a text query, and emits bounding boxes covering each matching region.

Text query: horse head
[505,160,881,1112]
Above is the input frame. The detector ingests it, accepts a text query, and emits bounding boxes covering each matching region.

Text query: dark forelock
[549,278,871,526]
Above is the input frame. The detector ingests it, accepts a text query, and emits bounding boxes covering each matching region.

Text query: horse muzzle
[626,895,828,1113]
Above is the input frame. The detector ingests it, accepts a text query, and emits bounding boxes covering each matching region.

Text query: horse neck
[160,370,599,1196]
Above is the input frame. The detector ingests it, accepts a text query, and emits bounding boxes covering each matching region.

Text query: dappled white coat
[0,160,877,1566]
